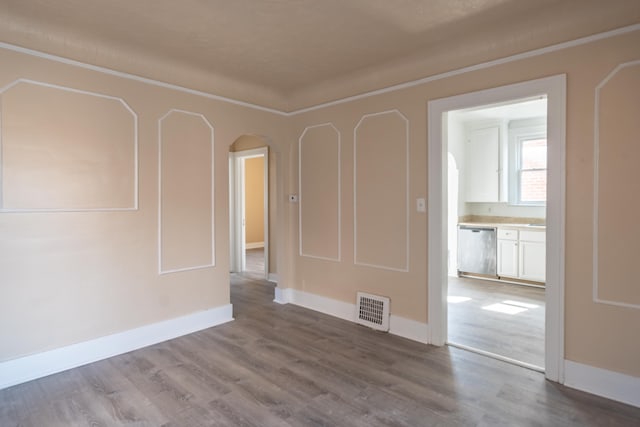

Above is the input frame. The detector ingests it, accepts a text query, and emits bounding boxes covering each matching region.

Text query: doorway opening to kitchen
[428,75,566,381]
[447,98,547,370]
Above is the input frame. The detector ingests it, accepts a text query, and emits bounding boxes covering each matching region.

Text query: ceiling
[1,0,639,111]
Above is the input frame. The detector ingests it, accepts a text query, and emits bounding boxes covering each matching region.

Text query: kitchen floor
[447,276,545,368]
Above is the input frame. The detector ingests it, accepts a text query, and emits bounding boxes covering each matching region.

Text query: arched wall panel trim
[298,123,341,261]
[0,79,138,212]
[593,59,640,309]
[353,110,409,272]
[158,109,215,274]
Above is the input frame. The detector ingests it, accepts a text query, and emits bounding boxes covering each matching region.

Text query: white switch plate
[416,198,426,212]
[289,194,299,203]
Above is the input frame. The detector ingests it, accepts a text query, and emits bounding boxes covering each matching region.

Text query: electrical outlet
[289,194,299,203]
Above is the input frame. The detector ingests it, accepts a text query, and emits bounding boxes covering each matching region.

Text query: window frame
[508,120,547,206]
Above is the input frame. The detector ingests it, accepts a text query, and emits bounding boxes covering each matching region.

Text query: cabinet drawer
[520,230,546,243]
[497,228,518,240]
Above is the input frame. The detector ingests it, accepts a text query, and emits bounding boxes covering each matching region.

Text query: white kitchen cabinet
[497,229,518,278]
[465,125,500,202]
[518,231,546,282]
[497,228,546,283]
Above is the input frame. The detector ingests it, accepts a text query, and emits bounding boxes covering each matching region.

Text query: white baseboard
[273,287,293,304]
[0,304,233,390]
[268,273,279,283]
[389,315,429,344]
[290,289,355,322]
[246,242,264,249]
[277,288,429,344]
[564,360,640,408]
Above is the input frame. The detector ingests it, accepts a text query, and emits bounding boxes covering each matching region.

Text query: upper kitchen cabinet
[465,124,501,202]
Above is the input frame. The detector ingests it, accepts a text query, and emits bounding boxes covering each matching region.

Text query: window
[508,120,547,205]
[519,138,547,203]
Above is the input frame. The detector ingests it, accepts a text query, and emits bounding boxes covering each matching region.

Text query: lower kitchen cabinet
[497,228,546,283]
[518,231,546,282]
[497,230,518,277]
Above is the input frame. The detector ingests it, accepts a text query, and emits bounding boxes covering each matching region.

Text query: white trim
[273,286,293,304]
[262,149,269,279]
[353,110,410,272]
[564,360,640,408]
[389,315,429,344]
[427,75,566,382]
[0,42,286,116]
[228,153,237,271]
[508,121,547,206]
[593,60,640,310]
[246,241,264,249]
[0,79,139,212]
[230,147,269,279]
[0,25,637,116]
[158,109,215,275]
[448,341,544,373]
[279,288,429,344]
[0,304,233,391]
[298,123,341,262]
[289,289,355,321]
[268,273,279,283]
[289,24,640,115]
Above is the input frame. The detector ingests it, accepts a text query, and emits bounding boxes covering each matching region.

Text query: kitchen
[446,96,547,369]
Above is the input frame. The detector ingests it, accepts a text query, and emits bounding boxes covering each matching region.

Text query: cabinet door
[497,239,518,278]
[519,240,546,282]
[466,126,500,202]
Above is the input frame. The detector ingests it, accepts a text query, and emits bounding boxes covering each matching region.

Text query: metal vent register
[356,292,390,331]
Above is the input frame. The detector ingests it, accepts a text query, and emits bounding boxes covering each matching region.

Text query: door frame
[427,75,566,382]
[229,147,269,278]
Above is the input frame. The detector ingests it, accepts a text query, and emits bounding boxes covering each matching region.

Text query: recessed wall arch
[353,109,410,272]
[158,109,215,274]
[593,59,640,310]
[298,123,341,262]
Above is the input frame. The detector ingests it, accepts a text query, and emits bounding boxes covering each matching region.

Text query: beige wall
[2,27,640,382]
[244,156,265,245]
[0,48,291,362]
[290,30,640,378]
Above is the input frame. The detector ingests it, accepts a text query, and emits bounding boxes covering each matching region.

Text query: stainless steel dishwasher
[457,226,497,276]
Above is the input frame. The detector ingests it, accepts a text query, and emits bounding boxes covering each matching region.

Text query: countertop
[458,222,546,231]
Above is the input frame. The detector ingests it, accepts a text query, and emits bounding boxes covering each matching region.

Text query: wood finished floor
[242,248,266,281]
[448,276,545,367]
[2,275,640,426]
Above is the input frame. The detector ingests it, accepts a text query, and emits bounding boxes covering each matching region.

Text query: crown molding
[1,23,638,116]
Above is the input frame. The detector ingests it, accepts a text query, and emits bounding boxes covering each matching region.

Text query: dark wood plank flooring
[243,247,266,281]
[448,276,545,367]
[1,275,639,426]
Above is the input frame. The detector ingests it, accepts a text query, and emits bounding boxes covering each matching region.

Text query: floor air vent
[356,292,390,331]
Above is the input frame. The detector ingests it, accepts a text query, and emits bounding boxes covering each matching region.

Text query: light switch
[416,198,426,212]
[289,194,299,203]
